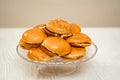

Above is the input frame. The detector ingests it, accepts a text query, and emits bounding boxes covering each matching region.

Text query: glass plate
[16,42,97,64]
[16,43,97,75]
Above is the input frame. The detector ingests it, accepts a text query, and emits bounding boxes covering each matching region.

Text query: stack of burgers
[19,19,92,61]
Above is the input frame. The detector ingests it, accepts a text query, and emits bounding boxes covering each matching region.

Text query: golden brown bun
[70,23,81,34]
[45,19,71,35]
[27,48,52,61]
[22,29,47,44]
[62,47,86,60]
[66,33,92,47]
[33,24,46,29]
[19,39,40,49]
[41,37,71,56]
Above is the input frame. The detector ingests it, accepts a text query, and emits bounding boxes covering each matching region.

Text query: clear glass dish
[16,43,97,76]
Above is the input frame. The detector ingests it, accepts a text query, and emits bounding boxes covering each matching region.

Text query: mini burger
[27,48,52,61]
[41,37,71,56]
[66,33,92,47]
[19,39,40,49]
[62,47,86,60]
[44,19,72,38]
[70,23,81,34]
[22,29,47,44]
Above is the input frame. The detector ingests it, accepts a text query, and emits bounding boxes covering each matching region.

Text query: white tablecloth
[0,27,120,80]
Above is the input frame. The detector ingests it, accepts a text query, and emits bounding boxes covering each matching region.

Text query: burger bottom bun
[70,42,91,47]
[41,45,57,57]
[44,27,72,38]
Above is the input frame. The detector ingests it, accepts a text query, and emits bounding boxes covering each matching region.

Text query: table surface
[0,27,120,80]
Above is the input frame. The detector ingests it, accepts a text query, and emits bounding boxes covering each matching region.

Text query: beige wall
[0,0,120,28]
